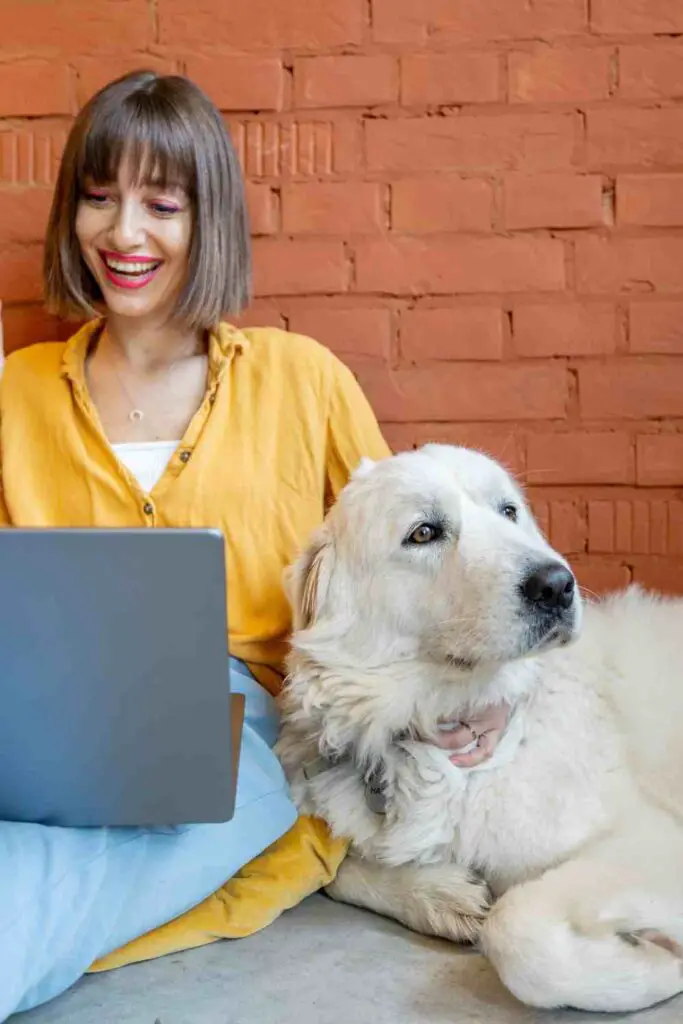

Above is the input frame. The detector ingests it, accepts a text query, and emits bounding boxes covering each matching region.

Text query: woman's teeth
[104,258,161,276]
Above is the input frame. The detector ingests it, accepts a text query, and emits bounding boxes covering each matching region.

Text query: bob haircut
[44,70,251,329]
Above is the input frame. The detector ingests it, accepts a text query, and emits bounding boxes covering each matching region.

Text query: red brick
[509,48,610,104]
[252,240,348,296]
[366,113,577,174]
[586,109,683,169]
[576,237,683,295]
[232,304,285,331]
[578,360,683,420]
[514,303,616,356]
[0,0,152,54]
[392,177,492,234]
[630,302,683,355]
[587,502,615,554]
[401,54,500,106]
[0,60,71,117]
[160,0,364,49]
[636,435,683,486]
[0,124,68,187]
[75,55,176,106]
[549,500,586,555]
[282,183,384,235]
[333,121,363,176]
[526,432,634,485]
[354,361,568,422]
[226,118,339,179]
[0,247,43,304]
[0,303,71,354]
[295,57,398,109]
[400,307,503,362]
[184,56,284,112]
[503,174,603,230]
[573,560,631,596]
[381,423,525,473]
[618,175,683,227]
[619,45,683,101]
[245,183,278,236]
[355,237,565,295]
[669,503,683,557]
[591,0,683,35]
[631,559,683,596]
[287,308,391,361]
[0,189,53,246]
[372,0,586,44]
[531,498,551,538]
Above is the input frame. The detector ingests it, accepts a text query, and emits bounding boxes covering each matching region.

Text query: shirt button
[143,502,154,516]
[179,450,191,463]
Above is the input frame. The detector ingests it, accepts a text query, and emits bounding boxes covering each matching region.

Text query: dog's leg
[325,853,490,944]
[481,811,683,1013]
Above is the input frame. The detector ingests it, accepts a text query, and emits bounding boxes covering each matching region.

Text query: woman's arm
[325,356,391,502]
[0,304,14,527]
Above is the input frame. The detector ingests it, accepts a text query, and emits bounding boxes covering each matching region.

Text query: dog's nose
[522,563,575,612]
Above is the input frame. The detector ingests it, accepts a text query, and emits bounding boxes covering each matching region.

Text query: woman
[0,70,389,1018]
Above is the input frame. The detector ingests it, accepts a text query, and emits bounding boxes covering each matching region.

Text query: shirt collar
[60,318,250,388]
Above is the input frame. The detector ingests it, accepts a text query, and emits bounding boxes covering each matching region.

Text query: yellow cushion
[89,817,348,972]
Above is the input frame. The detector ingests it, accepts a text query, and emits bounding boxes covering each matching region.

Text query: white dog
[276,444,683,1014]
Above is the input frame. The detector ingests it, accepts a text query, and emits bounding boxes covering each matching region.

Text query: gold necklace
[108,346,181,434]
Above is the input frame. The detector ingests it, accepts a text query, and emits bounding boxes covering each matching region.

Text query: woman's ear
[284,529,335,631]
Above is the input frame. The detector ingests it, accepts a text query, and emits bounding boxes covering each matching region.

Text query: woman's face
[75,156,193,324]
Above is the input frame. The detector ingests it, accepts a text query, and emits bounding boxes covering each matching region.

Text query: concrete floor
[17,895,683,1024]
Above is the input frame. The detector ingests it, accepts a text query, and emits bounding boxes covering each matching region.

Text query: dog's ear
[285,530,335,631]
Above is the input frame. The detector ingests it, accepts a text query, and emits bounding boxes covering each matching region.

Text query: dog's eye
[405,523,443,546]
[500,503,518,522]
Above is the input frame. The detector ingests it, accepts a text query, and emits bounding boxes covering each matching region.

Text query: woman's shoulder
[233,323,346,389]
[3,340,67,385]
[237,323,332,364]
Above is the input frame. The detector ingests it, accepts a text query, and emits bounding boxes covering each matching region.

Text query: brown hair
[44,70,251,328]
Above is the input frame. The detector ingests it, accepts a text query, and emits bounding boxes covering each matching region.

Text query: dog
[276,444,683,1014]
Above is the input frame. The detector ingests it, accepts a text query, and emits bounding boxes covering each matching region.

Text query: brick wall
[2,0,683,593]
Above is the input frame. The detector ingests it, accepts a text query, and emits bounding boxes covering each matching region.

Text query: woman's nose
[109,198,146,252]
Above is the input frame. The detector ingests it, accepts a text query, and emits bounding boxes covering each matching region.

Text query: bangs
[77,96,197,196]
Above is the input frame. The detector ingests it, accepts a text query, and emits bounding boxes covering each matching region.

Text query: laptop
[0,528,244,828]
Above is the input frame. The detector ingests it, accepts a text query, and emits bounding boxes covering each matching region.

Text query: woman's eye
[501,504,518,522]
[405,523,443,546]
[83,191,111,205]
[150,202,180,216]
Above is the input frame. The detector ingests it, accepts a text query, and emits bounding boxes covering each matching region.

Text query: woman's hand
[432,703,511,769]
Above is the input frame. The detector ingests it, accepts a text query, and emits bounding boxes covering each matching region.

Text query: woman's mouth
[99,251,163,290]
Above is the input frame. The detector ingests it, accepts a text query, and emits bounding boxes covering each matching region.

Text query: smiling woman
[0,70,392,1018]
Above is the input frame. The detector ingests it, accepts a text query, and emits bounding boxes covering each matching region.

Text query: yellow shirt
[0,319,390,696]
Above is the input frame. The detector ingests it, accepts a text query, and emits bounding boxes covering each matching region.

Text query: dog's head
[286,444,581,674]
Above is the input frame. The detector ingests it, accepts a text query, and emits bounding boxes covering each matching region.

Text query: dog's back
[577,585,683,822]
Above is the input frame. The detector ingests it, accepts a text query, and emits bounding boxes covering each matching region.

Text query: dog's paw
[325,856,491,945]
[404,868,491,944]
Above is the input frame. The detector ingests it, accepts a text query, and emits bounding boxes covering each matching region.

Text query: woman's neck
[100,315,207,372]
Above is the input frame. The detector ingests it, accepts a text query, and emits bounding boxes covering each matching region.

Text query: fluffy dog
[276,444,683,1013]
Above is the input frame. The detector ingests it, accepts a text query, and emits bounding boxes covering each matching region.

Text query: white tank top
[112,440,180,493]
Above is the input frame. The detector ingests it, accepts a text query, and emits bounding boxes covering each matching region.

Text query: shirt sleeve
[324,354,392,502]
[0,407,10,527]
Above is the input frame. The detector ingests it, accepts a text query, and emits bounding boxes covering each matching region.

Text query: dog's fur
[276,444,683,1013]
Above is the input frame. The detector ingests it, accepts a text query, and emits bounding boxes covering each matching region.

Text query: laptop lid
[0,528,240,828]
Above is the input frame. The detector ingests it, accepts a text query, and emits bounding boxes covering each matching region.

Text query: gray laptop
[0,528,244,828]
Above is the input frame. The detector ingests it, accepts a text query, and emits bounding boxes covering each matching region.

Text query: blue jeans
[0,659,296,1020]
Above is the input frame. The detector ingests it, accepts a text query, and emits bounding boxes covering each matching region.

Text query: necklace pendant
[129,409,144,423]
